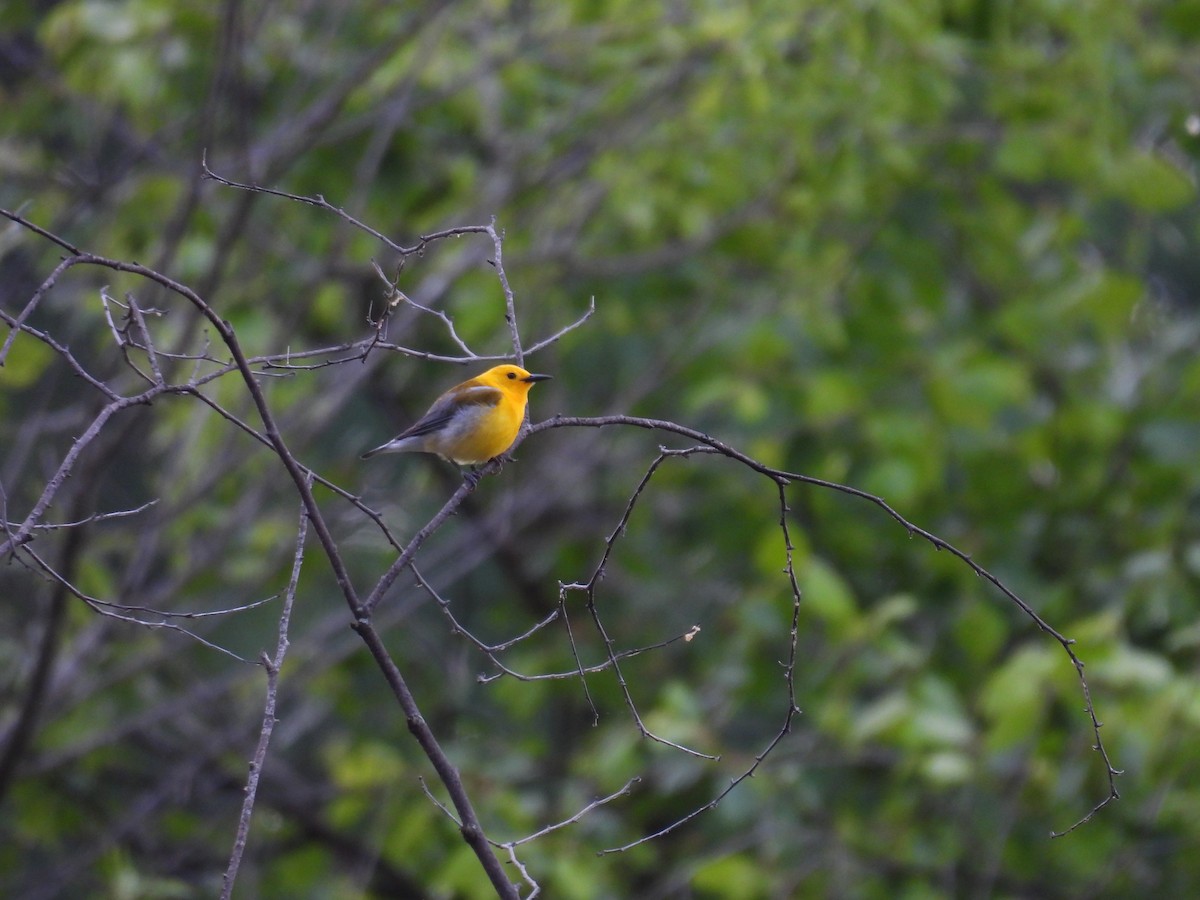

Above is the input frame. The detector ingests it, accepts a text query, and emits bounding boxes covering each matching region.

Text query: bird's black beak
[522,373,553,383]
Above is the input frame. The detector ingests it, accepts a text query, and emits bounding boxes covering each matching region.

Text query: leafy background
[2,0,1199,897]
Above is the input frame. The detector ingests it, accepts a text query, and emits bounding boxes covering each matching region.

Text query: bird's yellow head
[477,364,553,394]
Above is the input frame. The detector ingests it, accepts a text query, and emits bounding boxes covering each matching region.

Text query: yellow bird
[362,364,552,472]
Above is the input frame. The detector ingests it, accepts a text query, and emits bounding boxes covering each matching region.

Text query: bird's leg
[463,467,483,489]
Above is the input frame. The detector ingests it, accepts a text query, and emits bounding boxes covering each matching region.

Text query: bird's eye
[507,371,516,379]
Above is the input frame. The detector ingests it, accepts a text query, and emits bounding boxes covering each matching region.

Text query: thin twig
[360,475,481,616]
[561,447,719,760]
[0,301,122,400]
[504,777,642,848]
[486,218,523,364]
[526,295,596,355]
[0,255,79,364]
[126,292,165,385]
[220,487,310,899]
[14,499,159,531]
[201,154,493,255]
[19,545,249,663]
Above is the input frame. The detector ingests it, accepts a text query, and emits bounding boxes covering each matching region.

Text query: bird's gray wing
[392,384,502,440]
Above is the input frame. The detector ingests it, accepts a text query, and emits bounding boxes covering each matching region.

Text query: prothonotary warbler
[361,364,551,475]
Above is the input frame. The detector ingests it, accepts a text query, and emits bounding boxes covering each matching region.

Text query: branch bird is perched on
[362,364,551,479]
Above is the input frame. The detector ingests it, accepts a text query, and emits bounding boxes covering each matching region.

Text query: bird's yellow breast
[426,396,525,465]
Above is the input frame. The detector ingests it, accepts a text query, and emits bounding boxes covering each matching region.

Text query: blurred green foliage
[2,0,1199,897]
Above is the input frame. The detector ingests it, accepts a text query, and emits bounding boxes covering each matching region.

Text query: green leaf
[796,556,859,635]
[979,644,1058,748]
[1,335,53,388]
[692,853,773,899]
[1106,152,1196,212]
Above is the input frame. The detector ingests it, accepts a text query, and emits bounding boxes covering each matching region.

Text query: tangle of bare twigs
[1,185,1119,900]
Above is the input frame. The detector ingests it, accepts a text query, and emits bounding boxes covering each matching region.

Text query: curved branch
[527,413,1121,834]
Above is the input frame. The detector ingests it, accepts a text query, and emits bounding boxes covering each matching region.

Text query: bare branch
[0,296,122,401]
[19,545,250,663]
[99,287,127,350]
[126,292,165,385]
[529,414,1122,837]
[361,475,481,616]
[2,392,159,557]
[0,254,79,365]
[15,499,160,531]
[352,620,520,899]
[0,207,81,254]
[504,777,642,849]
[526,295,596,355]
[368,259,478,358]
[558,447,721,760]
[221,487,310,899]
[201,154,493,256]
[486,218,523,364]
